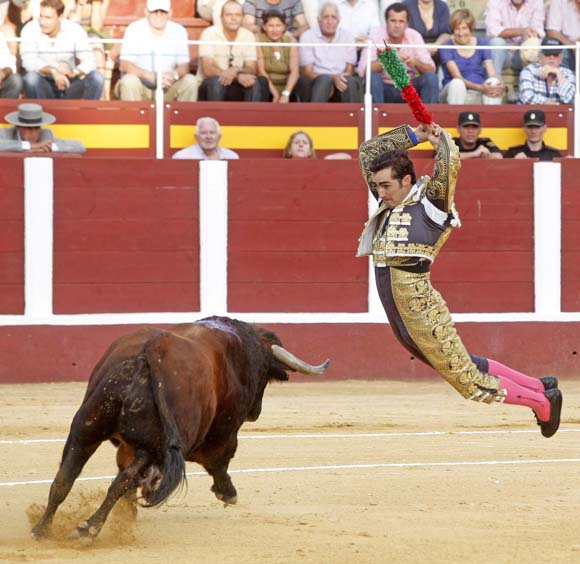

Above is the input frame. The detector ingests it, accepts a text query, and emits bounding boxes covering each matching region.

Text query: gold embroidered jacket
[356,125,461,268]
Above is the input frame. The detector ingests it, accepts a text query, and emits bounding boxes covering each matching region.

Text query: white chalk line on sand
[3,457,580,488]
[2,427,580,445]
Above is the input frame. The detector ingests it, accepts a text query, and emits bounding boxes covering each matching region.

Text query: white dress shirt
[20,18,96,74]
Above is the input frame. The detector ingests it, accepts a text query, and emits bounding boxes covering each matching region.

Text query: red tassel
[401,84,433,125]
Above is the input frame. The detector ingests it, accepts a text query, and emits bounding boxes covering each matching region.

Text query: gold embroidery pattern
[386,226,409,241]
[371,239,450,265]
[390,212,412,225]
[425,130,461,213]
[389,268,504,404]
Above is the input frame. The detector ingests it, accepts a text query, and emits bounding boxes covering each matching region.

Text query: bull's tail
[139,340,187,507]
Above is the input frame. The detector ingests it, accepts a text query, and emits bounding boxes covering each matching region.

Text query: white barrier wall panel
[24,158,53,318]
[534,162,562,315]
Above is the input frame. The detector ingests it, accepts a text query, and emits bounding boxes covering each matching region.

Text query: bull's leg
[115,440,138,520]
[73,449,150,539]
[31,437,101,540]
[203,436,238,505]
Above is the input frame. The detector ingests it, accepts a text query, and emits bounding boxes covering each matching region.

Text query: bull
[31,316,329,540]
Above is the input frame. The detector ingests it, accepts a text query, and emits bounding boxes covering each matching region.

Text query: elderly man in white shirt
[297,2,359,102]
[0,31,22,98]
[20,0,103,99]
[172,116,239,160]
[117,0,198,101]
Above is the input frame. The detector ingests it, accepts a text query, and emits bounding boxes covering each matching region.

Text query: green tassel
[376,45,409,90]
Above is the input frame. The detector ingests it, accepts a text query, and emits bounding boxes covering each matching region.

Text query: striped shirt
[518,62,576,104]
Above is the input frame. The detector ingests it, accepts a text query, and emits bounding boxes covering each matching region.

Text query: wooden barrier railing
[0,100,574,159]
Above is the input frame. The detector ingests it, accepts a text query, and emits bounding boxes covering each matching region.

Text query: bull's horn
[271,344,330,375]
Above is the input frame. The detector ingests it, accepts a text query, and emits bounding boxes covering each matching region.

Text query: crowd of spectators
[0,0,576,104]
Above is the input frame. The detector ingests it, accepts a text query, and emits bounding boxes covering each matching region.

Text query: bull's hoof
[70,520,100,540]
[210,485,238,505]
[31,524,49,541]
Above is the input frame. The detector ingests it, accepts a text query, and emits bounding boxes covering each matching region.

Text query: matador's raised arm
[426,128,461,214]
[358,125,417,201]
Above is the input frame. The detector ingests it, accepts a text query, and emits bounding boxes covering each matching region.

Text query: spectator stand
[375,104,575,158]
[0,99,156,157]
[165,102,365,158]
[104,0,209,80]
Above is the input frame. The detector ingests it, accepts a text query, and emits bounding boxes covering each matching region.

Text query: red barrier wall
[561,159,580,311]
[1,322,579,383]
[53,159,201,313]
[428,159,535,312]
[227,160,369,312]
[1,157,578,384]
[0,158,24,314]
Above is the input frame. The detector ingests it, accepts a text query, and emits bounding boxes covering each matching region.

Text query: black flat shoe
[539,376,558,391]
[538,388,563,438]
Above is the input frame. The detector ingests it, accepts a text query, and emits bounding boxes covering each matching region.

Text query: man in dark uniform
[453,111,503,159]
[357,122,562,437]
[505,109,562,160]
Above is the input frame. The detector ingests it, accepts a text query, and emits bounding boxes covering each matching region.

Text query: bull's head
[247,329,330,421]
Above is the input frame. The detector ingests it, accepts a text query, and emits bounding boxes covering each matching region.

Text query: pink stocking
[488,359,544,393]
[497,376,550,422]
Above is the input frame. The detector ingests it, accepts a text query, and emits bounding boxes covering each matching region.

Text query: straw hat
[5,103,56,127]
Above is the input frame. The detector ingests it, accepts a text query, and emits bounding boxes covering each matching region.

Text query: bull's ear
[269,363,290,382]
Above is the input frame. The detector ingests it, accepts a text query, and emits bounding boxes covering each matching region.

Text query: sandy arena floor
[1,379,580,564]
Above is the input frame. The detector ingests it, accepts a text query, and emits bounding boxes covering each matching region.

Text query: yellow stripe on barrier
[378,127,568,151]
[0,123,150,149]
[171,125,359,150]
[46,125,151,149]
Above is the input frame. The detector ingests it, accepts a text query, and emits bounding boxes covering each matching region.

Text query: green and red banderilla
[376,42,433,125]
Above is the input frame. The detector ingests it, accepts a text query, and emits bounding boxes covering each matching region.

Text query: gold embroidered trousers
[375,266,504,404]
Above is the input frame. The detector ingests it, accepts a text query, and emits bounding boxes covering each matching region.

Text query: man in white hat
[0,103,86,153]
[116,0,198,101]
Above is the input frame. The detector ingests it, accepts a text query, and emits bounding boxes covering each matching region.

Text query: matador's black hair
[368,148,417,185]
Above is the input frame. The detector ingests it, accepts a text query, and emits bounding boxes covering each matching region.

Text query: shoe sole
[541,389,562,438]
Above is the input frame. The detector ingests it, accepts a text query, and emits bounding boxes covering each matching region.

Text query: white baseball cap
[147,0,171,12]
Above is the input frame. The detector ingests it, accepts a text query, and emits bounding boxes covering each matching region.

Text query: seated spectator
[297,2,359,103]
[334,0,380,45]
[172,116,239,160]
[0,28,22,97]
[505,109,562,160]
[0,1,23,56]
[243,0,308,38]
[0,102,86,153]
[485,0,545,75]
[1,0,44,56]
[256,8,299,102]
[439,9,504,105]
[545,0,580,70]
[198,0,265,101]
[116,0,198,102]
[453,111,503,159]
[359,2,438,104]
[518,37,576,104]
[66,0,111,79]
[403,0,450,64]
[20,0,104,99]
[197,0,244,26]
[283,130,352,159]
